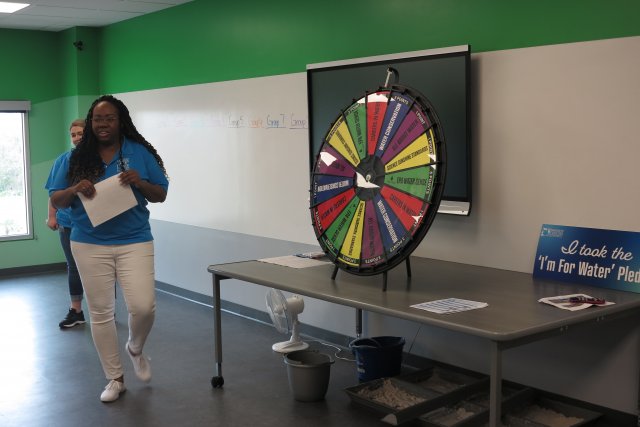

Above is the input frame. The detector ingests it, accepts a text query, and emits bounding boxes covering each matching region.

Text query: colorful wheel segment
[310,85,446,275]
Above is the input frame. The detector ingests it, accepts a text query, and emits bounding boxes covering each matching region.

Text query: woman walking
[47,95,169,402]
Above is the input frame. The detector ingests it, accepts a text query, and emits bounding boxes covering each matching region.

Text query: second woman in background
[46,118,86,328]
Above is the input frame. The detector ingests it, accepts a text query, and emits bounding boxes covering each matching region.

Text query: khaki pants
[71,241,156,380]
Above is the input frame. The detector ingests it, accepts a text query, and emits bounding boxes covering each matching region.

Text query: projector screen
[307,45,471,215]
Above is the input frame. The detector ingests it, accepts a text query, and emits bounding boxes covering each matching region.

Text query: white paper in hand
[78,173,137,227]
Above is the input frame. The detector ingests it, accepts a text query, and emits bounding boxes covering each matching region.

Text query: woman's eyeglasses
[92,116,118,124]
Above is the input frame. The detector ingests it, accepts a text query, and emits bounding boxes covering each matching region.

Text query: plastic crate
[502,396,602,427]
[345,377,441,414]
[345,366,491,424]
[419,400,487,426]
[417,383,534,427]
[396,365,489,395]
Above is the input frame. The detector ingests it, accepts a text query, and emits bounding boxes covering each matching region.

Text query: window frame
[0,100,32,242]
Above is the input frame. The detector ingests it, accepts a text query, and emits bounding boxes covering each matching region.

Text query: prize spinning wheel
[310,78,446,277]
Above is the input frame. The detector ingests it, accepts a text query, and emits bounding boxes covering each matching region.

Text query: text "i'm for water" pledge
[533,224,640,293]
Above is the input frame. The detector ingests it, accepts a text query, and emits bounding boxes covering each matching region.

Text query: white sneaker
[127,342,151,382]
[100,380,126,402]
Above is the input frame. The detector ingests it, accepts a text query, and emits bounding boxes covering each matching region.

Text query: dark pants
[59,226,83,301]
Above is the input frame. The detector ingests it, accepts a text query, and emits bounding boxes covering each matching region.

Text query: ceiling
[0,0,194,32]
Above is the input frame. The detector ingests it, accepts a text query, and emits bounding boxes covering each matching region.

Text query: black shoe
[59,308,86,329]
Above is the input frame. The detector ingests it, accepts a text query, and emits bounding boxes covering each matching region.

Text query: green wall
[98,0,640,94]
[0,28,98,270]
[0,30,63,103]
[1,0,639,270]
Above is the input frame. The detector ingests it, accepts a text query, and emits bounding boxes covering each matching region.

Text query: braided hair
[68,95,168,184]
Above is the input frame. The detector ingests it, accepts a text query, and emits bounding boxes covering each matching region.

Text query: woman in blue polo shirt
[47,95,169,403]
[46,118,87,329]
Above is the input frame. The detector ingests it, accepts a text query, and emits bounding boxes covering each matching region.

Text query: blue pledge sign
[534,225,640,292]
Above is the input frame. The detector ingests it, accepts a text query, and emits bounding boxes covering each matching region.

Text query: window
[0,101,31,241]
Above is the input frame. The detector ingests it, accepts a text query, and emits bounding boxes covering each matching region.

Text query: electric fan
[265,288,309,353]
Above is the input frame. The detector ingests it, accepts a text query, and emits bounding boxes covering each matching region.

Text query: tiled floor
[0,271,381,427]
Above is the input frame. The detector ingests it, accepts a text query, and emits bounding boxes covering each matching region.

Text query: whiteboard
[117,73,317,244]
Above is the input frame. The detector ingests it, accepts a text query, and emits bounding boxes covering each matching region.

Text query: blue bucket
[349,336,405,382]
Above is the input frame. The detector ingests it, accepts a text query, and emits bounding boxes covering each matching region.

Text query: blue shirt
[45,138,169,245]
[45,151,73,228]
[56,207,72,229]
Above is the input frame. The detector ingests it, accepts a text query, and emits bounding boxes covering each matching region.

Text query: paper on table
[77,173,137,227]
[258,255,330,269]
[411,298,488,314]
[295,251,326,259]
[538,293,615,311]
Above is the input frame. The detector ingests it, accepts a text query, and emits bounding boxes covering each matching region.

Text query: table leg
[211,273,224,388]
[489,341,503,427]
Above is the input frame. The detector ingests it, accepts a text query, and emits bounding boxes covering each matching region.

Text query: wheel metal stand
[331,257,412,292]
[332,258,413,341]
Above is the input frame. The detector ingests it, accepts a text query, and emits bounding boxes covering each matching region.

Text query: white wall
[123,36,640,413]
[126,36,640,275]
[418,36,640,273]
